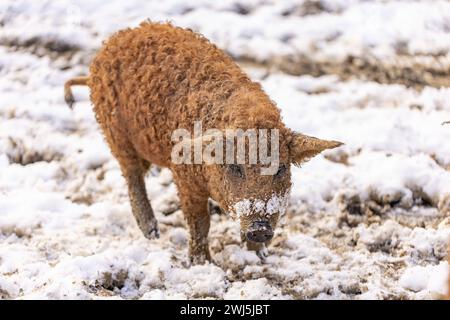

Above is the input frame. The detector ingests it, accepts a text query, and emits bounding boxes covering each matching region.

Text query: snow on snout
[229,193,289,219]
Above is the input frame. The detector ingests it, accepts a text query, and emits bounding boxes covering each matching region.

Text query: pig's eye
[275,164,287,178]
[227,164,244,178]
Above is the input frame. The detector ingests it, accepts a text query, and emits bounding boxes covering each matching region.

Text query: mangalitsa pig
[64,22,342,264]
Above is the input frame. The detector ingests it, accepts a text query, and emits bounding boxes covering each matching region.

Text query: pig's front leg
[176,183,211,264]
[184,195,211,264]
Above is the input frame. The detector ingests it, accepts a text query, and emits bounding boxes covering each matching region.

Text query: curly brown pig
[65,22,342,264]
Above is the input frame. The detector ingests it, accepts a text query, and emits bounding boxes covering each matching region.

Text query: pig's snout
[246,221,273,242]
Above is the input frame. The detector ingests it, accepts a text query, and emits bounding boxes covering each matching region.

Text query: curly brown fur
[66,22,342,264]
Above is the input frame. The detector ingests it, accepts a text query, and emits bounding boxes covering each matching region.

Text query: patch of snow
[399,261,449,295]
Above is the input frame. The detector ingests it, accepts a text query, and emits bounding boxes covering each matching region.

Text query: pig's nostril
[246,221,273,243]
[247,230,273,242]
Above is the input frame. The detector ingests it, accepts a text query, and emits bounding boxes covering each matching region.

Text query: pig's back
[89,22,253,165]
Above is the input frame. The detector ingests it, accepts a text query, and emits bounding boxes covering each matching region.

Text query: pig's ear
[290,132,343,165]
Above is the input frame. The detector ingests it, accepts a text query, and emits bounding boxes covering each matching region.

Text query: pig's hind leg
[114,149,159,239]
[91,82,159,239]
[122,157,159,239]
[96,120,159,239]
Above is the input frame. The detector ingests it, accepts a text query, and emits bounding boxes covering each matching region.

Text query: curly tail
[64,76,89,109]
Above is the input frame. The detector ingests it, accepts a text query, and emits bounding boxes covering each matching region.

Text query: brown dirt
[237,53,450,90]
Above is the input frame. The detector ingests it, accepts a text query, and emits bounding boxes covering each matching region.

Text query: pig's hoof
[208,199,224,215]
[143,220,160,239]
[189,249,211,265]
[189,254,210,265]
[256,248,269,262]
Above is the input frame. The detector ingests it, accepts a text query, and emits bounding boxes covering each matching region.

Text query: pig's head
[188,89,343,244]
[205,128,342,244]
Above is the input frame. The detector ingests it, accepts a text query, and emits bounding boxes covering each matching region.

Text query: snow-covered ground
[0,0,449,299]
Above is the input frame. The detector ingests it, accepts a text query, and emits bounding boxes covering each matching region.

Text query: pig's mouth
[245,220,273,242]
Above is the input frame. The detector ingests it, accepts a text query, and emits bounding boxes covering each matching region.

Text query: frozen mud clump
[5,137,62,165]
